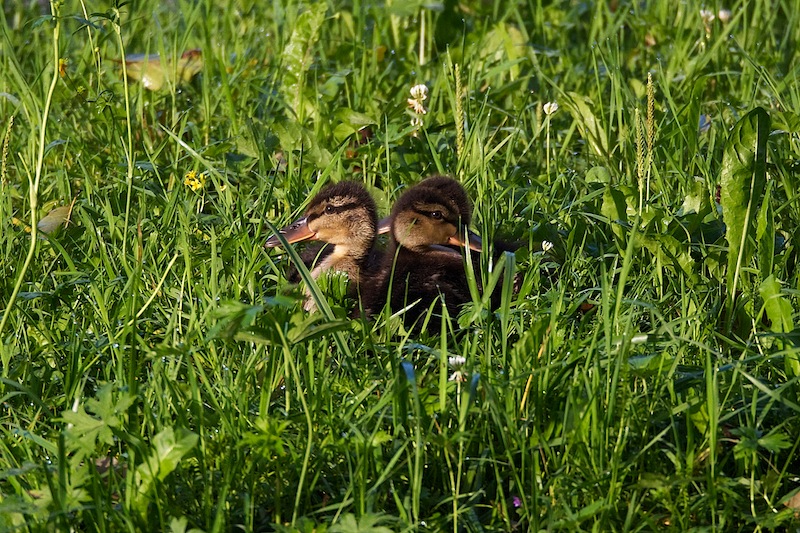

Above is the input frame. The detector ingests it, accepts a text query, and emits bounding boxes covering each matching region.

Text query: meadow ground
[1,0,800,531]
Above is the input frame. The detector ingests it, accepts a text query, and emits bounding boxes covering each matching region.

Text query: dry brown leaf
[37,197,76,236]
[121,49,202,91]
[784,489,800,514]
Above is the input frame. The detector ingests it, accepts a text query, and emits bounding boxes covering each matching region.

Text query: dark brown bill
[376,216,391,235]
[265,217,315,248]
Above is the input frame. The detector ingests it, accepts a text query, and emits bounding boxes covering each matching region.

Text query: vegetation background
[1,0,800,530]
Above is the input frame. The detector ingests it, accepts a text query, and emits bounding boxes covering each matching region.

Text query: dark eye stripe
[412,207,457,224]
[307,201,361,221]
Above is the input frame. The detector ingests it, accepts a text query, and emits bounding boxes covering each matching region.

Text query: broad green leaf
[169,516,189,533]
[756,180,774,278]
[239,416,288,458]
[759,276,795,334]
[150,428,198,478]
[679,177,710,217]
[59,384,135,462]
[478,23,527,82]
[758,429,792,453]
[330,513,393,533]
[272,517,326,533]
[720,107,769,301]
[686,392,709,435]
[272,121,332,167]
[771,110,800,133]
[135,427,199,507]
[759,275,795,378]
[639,233,696,281]
[563,92,609,158]
[334,108,375,129]
[60,407,114,462]
[384,0,431,17]
[733,425,791,457]
[333,108,377,142]
[601,186,628,244]
[206,301,264,340]
[280,3,327,119]
[585,166,611,184]
[29,15,55,29]
[731,426,760,458]
[287,318,351,344]
[86,383,137,423]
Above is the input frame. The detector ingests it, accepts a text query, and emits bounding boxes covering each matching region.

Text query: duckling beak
[265,217,316,248]
[376,216,391,235]
[447,230,483,253]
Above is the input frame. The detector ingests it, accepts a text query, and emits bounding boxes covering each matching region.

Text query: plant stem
[0,3,61,368]
[112,4,135,267]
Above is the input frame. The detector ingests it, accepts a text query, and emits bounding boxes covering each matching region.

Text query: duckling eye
[325,205,335,215]
[429,211,443,220]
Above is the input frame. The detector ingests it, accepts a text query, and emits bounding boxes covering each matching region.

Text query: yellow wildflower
[184,170,205,191]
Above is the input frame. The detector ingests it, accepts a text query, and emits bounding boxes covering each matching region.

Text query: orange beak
[447,230,483,253]
[379,215,483,252]
[265,217,315,248]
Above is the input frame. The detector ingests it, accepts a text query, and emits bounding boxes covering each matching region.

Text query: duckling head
[417,174,473,222]
[265,181,377,257]
[390,183,481,253]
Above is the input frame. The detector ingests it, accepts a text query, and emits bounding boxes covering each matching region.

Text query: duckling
[376,174,481,249]
[365,177,482,331]
[406,174,521,258]
[265,181,381,310]
[381,174,522,269]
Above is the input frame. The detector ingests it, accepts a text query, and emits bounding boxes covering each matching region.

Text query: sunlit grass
[1,0,800,530]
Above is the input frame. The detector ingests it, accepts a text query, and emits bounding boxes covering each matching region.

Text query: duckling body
[383,244,472,329]
[411,175,521,307]
[365,176,481,331]
[266,181,381,310]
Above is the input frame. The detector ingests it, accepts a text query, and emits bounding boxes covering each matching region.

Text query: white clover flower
[408,84,429,133]
[410,84,428,101]
[407,99,427,115]
[541,240,554,253]
[449,371,466,382]
[448,356,467,382]
[718,9,731,23]
[700,9,715,39]
[543,101,559,115]
[448,356,466,369]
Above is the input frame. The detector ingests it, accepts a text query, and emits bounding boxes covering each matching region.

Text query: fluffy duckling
[365,177,482,330]
[265,181,381,310]
[376,175,480,249]
[403,174,521,258]
[384,174,521,268]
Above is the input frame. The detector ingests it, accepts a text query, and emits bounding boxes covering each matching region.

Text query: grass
[1,0,800,530]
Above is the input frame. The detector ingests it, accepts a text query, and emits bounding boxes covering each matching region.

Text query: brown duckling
[265,181,381,310]
[375,174,481,249]
[383,174,521,258]
[365,177,482,331]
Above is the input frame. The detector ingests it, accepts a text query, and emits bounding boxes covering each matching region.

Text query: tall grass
[1,0,799,530]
